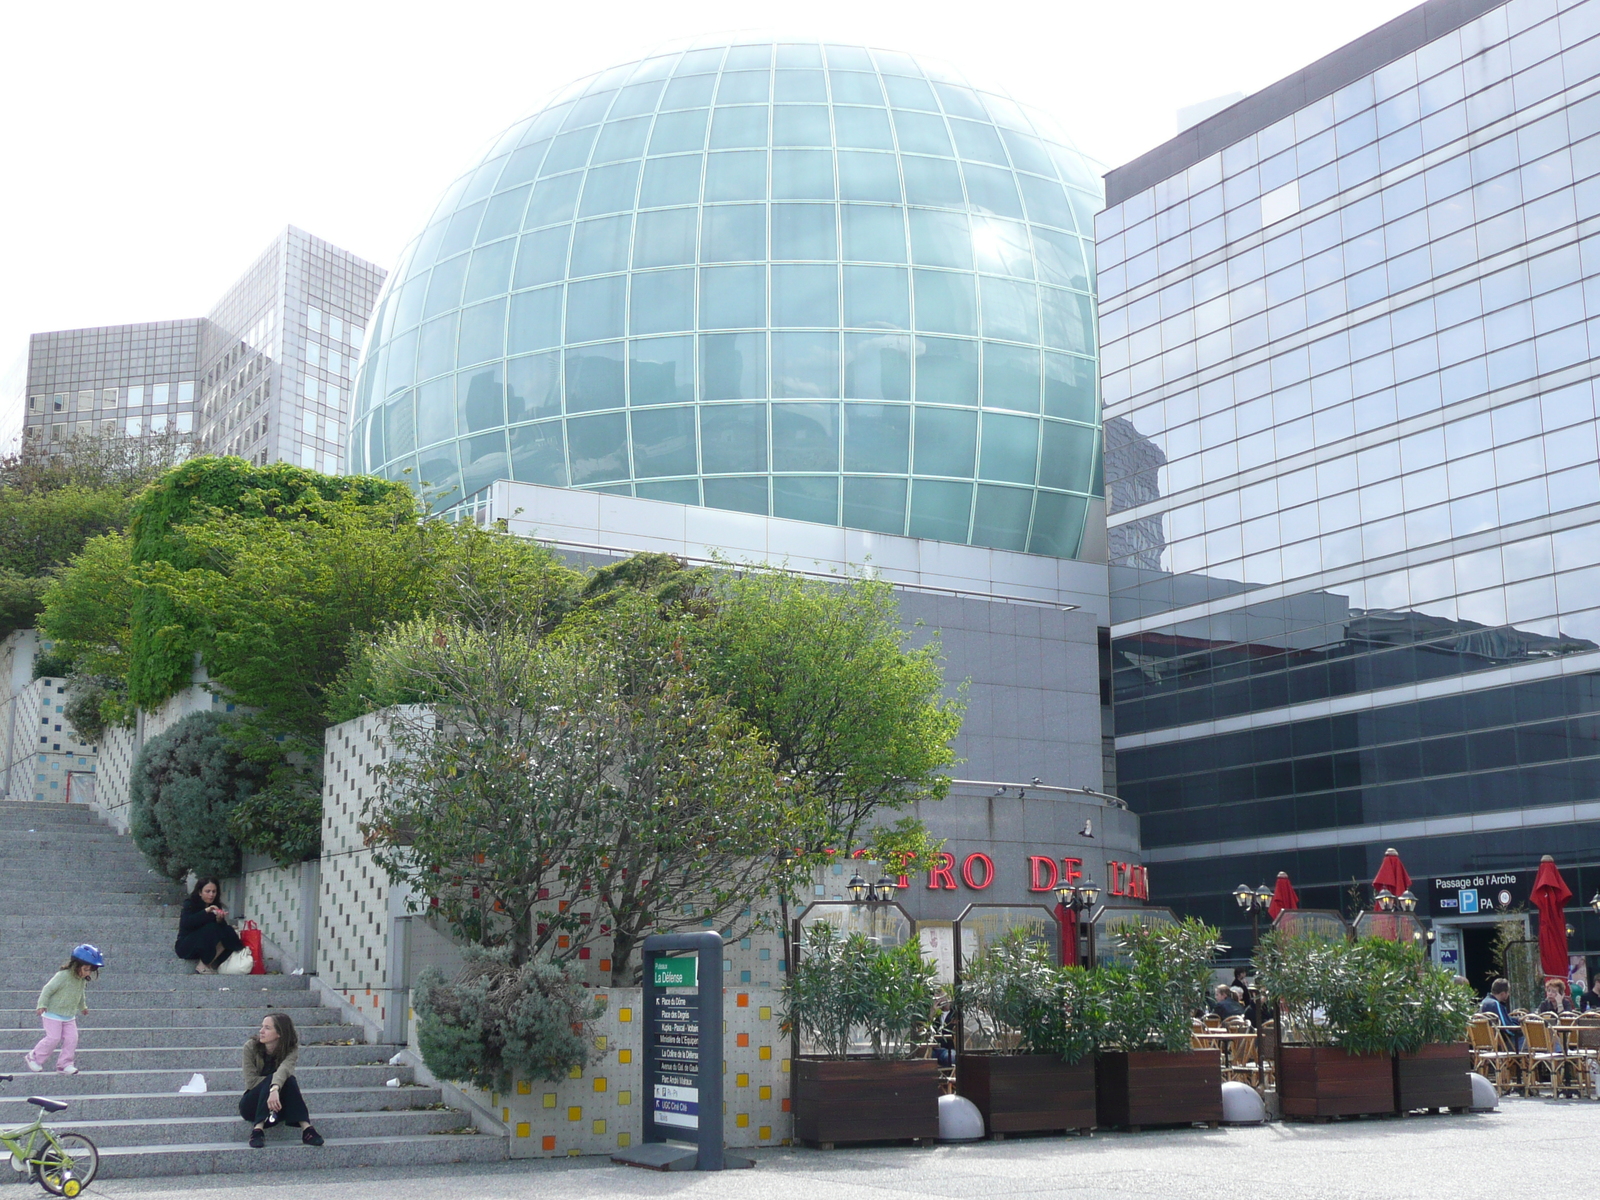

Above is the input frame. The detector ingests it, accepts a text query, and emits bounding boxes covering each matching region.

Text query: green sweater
[36,970,88,1018]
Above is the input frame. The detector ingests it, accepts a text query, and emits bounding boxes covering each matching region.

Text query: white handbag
[217,949,255,975]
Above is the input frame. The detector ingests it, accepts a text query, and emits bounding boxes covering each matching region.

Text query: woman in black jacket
[173,878,246,973]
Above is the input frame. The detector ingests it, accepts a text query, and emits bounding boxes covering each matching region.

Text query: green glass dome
[350,38,1103,557]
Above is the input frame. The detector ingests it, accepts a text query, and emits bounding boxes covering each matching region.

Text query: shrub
[412,947,604,1091]
[1098,918,1225,1053]
[129,710,267,881]
[784,921,937,1059]
[959,928,1099,1063]
[61,674,123,745]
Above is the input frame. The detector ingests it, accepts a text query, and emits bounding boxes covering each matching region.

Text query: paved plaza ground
[71,1095,1595,1200]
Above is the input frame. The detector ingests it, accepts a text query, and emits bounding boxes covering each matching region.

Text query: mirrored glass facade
[1099,0,1600,957]
[350,39,1105,558]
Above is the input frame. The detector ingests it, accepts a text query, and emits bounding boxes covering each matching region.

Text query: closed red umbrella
[1269,871,1299,919]
[1372,847,1412,901]
[1531,854,1572,981]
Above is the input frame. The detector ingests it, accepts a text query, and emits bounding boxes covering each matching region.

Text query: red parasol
[1531,854,1572,981]
[1372,847,1412,900]
[1269,871,1299,919]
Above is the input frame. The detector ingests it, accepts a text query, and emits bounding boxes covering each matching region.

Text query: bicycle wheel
[37,1133,97,1197]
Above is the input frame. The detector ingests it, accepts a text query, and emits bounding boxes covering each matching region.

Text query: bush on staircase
[413,947,605,1091]
[129,710,267,881]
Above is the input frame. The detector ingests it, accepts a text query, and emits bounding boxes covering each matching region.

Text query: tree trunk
[609,928,637,987]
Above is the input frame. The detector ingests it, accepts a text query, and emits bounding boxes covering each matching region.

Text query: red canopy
[1373,848,1411,898]
[1531,855,1573,980]
[1269,871,1299,919]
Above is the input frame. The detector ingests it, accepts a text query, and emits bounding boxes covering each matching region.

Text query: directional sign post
[611,930,753,1172]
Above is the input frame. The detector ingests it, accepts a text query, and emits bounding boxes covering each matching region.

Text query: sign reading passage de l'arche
[611,931,752,1173]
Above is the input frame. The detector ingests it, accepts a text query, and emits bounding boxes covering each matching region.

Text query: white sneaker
[57,1065,78,1075]
[25,1057,42,1073]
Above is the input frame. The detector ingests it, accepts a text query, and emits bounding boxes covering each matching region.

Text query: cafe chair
[1521,1016,1577,1098]
[1467,1014,1519,1095]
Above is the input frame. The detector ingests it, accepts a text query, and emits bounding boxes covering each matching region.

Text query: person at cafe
[1231,967,1253,1006]
[1538,978,1575,1015]
[1210,984,1245,1019]
[1582,972,1600,1013]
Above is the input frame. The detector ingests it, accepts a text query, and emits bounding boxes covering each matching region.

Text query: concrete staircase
[0,800,505,1178]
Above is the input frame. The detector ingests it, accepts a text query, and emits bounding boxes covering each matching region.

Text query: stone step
[0,1063,415,1095]
[0,867,173,884]
[0,1023,366,1050]
[0,901,180,918]
[0,1010,354,1032]
[0,985,319,1008]
[47,1107,471,1148]
[89,1131,505,1178]
[0,802,97,819]
[8,1044,394,1073]
[0,1085,444,1122]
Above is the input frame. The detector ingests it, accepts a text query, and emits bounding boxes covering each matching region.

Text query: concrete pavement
[67,1095,1596,1200]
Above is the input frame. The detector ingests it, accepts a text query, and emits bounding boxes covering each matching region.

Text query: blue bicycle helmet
[70,944,104,968]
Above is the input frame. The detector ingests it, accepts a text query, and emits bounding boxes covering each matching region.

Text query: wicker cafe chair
[1521,1016,1578,1098]
[1203,1013,1223,1029]
[1467,1014,1520,1094]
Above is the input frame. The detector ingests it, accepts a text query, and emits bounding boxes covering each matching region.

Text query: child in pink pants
[27,947,99,1075]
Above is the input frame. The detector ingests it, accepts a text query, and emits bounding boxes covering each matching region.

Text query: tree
[129,710,269,881]
[38,533,138,737]
[695,569,964,853]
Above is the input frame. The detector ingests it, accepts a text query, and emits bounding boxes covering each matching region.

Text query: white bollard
[1220,1081,1266,1124]
[1468,1072,1499,1111]
[937,1093,986,1141]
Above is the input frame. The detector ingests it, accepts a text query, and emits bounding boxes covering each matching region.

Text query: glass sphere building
[349,39,1104,557]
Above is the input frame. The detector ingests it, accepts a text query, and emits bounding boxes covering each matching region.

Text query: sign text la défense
[652,955,698,988]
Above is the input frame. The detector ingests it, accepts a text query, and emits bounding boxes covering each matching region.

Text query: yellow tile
[736,1073,749,1087]
[595,1035,608,1051]
[758,1046,771,1060]
[618,1132,631,1148]
[759,1125,771,1140]
[568,1106,582,1121]
[543,1093,557,1108]
[568,1149,580,1157]
[592,1119,606,1135]
[516,1123,531,1138]
[568,1065,582,1080]
[780,1058,791,1073]
[502,1108,509,1121]
[593,1077,608,1093]
[516,1081,531,1095]
[619,1008,632,1023]
[619,1049,632,1064]
[736,1113,749,1128]
[759,1085,771,1100]
[759,1006,771,1020]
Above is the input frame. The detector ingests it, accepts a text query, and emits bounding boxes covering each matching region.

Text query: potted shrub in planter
[1391,952,1477,1114]
[785,921,940,1147]
[957,929,1100,1137]
[1094,919,1226,1130]
[1256,933,1415,1120]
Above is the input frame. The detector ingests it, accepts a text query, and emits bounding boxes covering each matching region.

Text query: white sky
[0,0,1421,398]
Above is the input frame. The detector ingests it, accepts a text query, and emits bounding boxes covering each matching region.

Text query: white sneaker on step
[58,1065,78,1075]
[25,1058,42,1072]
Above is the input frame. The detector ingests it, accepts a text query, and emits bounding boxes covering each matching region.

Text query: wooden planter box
[1094,1050,1222,1130]
[793,1058,941,1147]
[1394,1042,1472,1113]
[1278,1046,1395,1120]
[958,1053,1095,1137]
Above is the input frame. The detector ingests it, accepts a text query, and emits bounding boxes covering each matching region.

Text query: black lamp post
[846,871,900,905]
[1232,881,1273,944]
[1374,887,1396,913]
[846,873,868,903]
[1055,876,1102,965]
[872,873,899,903]
[1397,890,1419,914]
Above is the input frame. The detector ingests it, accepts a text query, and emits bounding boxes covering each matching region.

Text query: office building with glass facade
[1100,0,1600,973]
[349,38,1106,559]
[24,227,384,475]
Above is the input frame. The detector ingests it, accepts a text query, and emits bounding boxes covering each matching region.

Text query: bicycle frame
[1,1114,61,1170]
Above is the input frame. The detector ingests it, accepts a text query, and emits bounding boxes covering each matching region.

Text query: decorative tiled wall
[240,859,302,969]
[411,985,792,1158]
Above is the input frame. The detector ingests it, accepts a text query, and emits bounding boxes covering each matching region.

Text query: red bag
[240,920,265,975]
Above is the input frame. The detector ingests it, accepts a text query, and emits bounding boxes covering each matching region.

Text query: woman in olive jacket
[241,1013,323,1148]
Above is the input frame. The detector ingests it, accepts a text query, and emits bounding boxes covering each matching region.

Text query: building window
[101,389,116,407]
[126,416,141,436]
[178,381,195,402]
[152,383,169,404]
[308,307,323,333]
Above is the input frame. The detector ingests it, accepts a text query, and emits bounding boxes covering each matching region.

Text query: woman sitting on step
[241,1012,323,1148]
[173,878,245,973]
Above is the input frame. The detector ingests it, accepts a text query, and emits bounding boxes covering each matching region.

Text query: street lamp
[1397,890,1419,914]
[872,873,899,903]
[1374,888,1396,913]
[1056,876,1102,965]
[846,874,868,903]
[1590,890,1600,915]
[1233,881,1273,943]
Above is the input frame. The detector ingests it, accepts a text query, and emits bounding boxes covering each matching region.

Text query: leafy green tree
[783,921,937,1059]
[39,533,139,736]
[129,710,268,881]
